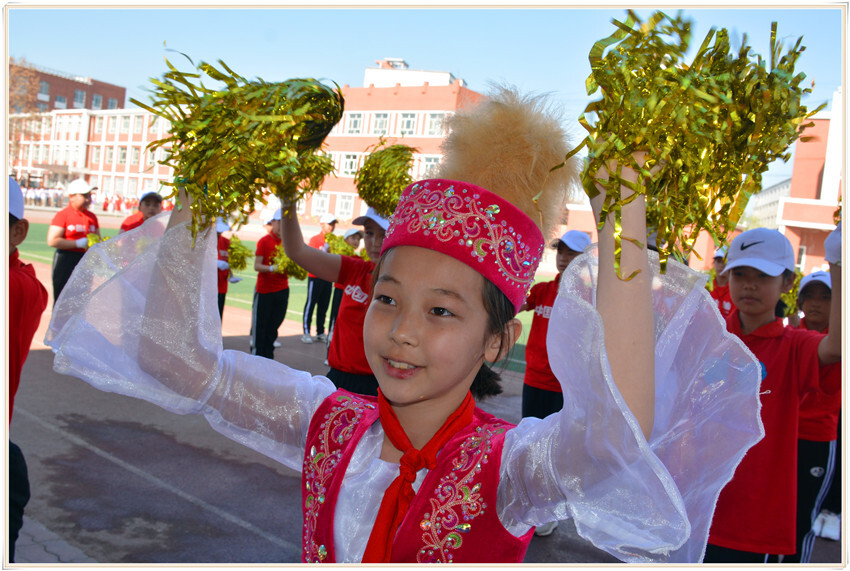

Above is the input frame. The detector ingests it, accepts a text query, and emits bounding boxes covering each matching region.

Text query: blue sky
[7,4,845,187]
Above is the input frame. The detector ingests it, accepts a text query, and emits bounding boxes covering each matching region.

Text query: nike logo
[740,241,764,251]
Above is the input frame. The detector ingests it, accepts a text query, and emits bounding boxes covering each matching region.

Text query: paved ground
[6,207,844,566]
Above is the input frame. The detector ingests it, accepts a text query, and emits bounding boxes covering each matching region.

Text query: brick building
[9,60,125,113]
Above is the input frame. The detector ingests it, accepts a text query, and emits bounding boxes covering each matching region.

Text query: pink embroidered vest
[301,390,534,563]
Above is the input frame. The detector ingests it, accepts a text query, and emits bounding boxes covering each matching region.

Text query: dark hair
[10,213,21,226]
[370,248,517,400]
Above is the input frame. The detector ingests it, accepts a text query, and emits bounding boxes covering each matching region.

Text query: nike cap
[799,270,831,294]
[550,230,592,252]
[723,227,795,277]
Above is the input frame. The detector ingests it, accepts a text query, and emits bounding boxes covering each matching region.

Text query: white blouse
[46,212,764,563]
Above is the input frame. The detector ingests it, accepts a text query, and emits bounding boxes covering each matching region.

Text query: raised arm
[818,222,842,365]
[280,206,341,282]
[593,155,654,439]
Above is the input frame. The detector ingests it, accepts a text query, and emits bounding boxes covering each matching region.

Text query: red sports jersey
[120,211,145,232]
[9,250,48,423]
[217,235,231,295]
[522,274,562,393]
[307,233,326,279]
[327,256,374,375]
[795,320,841,442]
[255,233,289,294]
[709,279,735,318]
[709,309,837,554]
[51,206,99,253]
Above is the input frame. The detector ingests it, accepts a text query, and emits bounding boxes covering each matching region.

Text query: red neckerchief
[362,389,475,563]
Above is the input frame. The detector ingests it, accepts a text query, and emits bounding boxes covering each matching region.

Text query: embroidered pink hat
[381,178,544,313]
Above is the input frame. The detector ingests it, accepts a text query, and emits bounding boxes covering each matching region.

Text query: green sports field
[19,222,535,374]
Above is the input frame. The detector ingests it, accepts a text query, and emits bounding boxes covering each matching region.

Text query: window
[118,147,127,164]
[33,145,39,161]
[23,145,30,160]
[341,154,359,177]
[102,176,112,192]
[128,179,137,196]
[92,94,103,109]
[399,113,416,135]
[95,117,103,133]
[91,146,101,165]
[420,156,440,178]
[40,145,48,161]
[63,148,70,164]
[371,113,388,135]
[115,177,125,195]
[55,95,67,109]
[426,113,446,136]
[107,98,118,110]
[133,116,142,133]
[37,102,48,112]
[120,116,130,133]
[37,81,50,102]
[106,147,114,164]
[346,112,362,135]
[143,178,154,191]
[108,116,117,133]
[149,117,157,132]
[131,147,140,165]
[311,192,329,216]
[73,90,86,108]
[337,194,354,219]
[797,245,807,271]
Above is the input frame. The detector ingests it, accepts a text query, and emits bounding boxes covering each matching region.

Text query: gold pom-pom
[325,232,357,257]
[227,235,253,272]
[271,243,308,280]
[565,10,825,277]
[781,269,804,317]
[87,233,104,248]
[436,85,579,240]
[355,139,418,218]
[131,53,343,238]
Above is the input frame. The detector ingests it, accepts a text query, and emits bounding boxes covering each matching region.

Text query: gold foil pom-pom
[563,10,825,277]
[227,235,253,272]
[271,243,308,280]
[355,139,418,218]
[131,53,343,239]
[325,232,357,257]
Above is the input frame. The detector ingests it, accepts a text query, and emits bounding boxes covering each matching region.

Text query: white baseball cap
[799,270,831,294]
[723,228,795,277]
[65,178,97,195]
[353,207,390,231]
[714,245,728,259]
[344,228,363,240]
[551,230,591,252]
[262,208,282,224]
[9,177,24,219]
[215,217,231,233]
[320,213,338,225]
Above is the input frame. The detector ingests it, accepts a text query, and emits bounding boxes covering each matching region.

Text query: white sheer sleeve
[497,245,764,563]
[45,212,335,471]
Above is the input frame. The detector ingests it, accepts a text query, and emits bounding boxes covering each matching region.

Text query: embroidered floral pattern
[302,394,374,563]
[416,424,505,563]
[387,180,541,295]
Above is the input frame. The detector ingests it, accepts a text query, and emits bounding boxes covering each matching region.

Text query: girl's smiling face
[364,246,504,412]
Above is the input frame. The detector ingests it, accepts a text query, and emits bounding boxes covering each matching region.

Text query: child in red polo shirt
[251,209,290,359]
[785,270,841,562]
[215,218,232,320]
[704,225,842,563]
[709,246,735,318]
